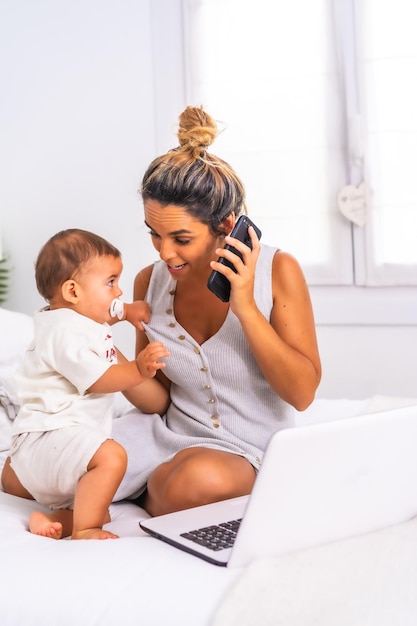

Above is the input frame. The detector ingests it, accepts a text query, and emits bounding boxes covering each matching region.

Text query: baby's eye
[107,279,115,287]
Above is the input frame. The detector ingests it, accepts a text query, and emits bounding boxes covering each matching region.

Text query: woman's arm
[133,265,172,392]
[248,251,321,410]
[212,229,321,411]
[115,264,171,412]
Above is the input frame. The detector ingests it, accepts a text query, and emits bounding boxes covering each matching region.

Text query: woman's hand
[210,225,261,314]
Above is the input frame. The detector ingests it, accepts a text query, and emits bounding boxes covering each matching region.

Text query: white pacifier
[110,298,125,320]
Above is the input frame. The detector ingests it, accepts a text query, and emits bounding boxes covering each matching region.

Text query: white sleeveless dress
[113,244,294,500]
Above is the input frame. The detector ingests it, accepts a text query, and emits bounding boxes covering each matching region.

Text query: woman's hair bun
[177,105,218,154]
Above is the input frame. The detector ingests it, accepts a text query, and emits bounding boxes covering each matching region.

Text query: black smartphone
[207,215,262,302]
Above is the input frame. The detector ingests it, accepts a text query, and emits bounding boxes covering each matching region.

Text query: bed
[1,306,416,626]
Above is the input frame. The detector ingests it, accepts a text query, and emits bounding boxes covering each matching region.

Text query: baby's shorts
[10,426,109,510]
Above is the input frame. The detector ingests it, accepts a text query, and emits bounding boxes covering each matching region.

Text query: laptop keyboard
[180,518,242,551]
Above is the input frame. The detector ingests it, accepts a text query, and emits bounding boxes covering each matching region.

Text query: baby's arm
[108,299,151,331]
[124,300,151,331]
[87,342,169,395]
[135,342,170,378]
[122,345,171,414]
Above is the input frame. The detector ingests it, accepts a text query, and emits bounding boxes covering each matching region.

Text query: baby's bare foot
[29,511,63,540]
[72,528,119,540]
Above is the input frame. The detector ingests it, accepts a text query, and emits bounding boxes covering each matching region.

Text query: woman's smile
[167,262,187,275]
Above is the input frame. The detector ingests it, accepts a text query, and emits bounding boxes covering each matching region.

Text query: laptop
[139,405,417,567]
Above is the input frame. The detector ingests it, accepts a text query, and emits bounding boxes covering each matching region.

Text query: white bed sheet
[213,513,417,626]
[0,307,239,625]
[2,308,417,625]
[0,396,378,626]
[0,490,242,626]
[0,395,367,626]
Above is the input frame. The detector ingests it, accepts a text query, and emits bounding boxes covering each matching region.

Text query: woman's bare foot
[29,511,63,539]
[72,528,119,540]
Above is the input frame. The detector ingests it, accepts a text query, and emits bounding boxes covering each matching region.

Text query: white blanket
[213,514,417,626]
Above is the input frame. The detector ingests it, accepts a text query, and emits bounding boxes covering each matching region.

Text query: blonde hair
[141,106,246,234]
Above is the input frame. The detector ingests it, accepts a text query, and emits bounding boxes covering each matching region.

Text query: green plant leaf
[0,257,10,305]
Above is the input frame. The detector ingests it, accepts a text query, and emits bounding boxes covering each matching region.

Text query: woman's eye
[148,230,190,246]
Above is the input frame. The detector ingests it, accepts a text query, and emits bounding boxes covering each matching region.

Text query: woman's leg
[143,447,256,516]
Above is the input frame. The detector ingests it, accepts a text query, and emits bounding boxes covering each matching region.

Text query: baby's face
[72,255,123,324]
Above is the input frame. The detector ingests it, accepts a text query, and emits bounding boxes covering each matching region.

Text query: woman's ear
[219,213,236,237]
[61,279,79,304]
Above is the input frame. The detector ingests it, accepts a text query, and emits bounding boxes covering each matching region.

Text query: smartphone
[207,215,262,302]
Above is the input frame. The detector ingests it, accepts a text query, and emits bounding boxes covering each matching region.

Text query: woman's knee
[146,448,256,514]
[183,449,255,494]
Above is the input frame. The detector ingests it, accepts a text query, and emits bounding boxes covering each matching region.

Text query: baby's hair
[141,105,247,235]
[35,228,121,301]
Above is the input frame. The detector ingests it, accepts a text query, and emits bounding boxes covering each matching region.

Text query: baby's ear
[61,279,79,304]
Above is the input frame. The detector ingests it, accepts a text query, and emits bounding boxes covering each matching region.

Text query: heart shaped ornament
[337,182,367,227]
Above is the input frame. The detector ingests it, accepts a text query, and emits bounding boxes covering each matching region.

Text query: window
[354,0,417,285]
[183,0,349,284]
[181,0,417,287]
[150,0,417,323]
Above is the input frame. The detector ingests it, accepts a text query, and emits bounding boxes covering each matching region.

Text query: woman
[114,105,321,516]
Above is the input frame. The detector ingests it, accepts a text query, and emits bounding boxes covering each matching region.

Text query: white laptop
[139,405,417,567]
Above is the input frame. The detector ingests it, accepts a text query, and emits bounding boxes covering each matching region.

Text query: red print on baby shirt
[104,333,117,363]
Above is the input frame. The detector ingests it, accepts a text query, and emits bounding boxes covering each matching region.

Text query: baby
[1,228,169,539]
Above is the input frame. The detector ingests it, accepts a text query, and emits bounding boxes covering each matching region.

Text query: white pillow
[0,308,34,377]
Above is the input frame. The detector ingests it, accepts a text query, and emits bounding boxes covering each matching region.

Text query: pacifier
[110,298,125,320]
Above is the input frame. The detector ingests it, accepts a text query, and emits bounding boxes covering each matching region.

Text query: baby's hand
[136,342,170,378]
[124,301,151,331]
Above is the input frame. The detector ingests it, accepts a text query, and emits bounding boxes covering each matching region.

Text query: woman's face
[144,199,231,281]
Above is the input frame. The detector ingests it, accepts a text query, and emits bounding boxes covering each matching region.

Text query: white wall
[0,0,163,358]
[310,286,417,399]
[316,325,417,399]
[1,1,416,399]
